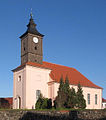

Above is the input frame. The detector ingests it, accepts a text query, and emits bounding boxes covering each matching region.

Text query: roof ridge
[43,61,74,69]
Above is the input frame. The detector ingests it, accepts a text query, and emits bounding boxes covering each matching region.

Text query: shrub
[35,94,44,109]
[35,94,52,109]
[47,99,52,109]
[42,98,48,109]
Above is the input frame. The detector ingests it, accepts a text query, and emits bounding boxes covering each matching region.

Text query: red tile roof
[13,61,102,89]
[5,97,13,105]
[102,98,106,102]
[0,97,13,105]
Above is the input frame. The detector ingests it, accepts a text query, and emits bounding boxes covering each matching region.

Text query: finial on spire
[30,8,33,19]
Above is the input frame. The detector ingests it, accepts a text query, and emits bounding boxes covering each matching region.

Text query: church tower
[20,14,44,64]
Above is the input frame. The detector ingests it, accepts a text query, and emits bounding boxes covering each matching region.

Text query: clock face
[33,37,38,43]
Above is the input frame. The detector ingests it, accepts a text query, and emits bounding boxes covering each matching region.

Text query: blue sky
[0,0,106,99]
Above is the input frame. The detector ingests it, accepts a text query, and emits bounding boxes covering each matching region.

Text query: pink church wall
[13,67,26,109]
[25,65,51,109]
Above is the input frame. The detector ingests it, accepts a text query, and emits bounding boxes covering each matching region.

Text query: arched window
[18,76,21,82]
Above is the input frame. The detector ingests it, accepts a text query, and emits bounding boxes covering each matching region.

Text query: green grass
[0,108,105,111]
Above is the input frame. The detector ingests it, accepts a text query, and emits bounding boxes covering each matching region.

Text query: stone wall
[0,110,106,120]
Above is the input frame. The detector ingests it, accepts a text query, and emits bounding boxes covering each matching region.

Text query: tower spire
[20,11,44,38]
[30,8,33,19]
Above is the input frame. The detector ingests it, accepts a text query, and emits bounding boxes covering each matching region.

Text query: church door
[17,96,21,109]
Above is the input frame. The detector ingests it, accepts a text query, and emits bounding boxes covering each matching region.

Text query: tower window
[23,42,25,51]
[35,46,37,50]
[18,76,21,82]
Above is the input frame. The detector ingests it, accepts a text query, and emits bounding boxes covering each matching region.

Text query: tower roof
[20,14,44,38]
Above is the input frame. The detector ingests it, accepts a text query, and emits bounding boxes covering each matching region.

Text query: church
[12,14,102,109]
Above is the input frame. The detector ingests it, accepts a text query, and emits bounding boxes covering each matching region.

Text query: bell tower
[20,13,44,64]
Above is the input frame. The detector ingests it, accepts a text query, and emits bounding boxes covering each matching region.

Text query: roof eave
[12,64,26,72]
[20,31,44,39]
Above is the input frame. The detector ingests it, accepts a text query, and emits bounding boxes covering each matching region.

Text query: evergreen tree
[67,87,77,108]
[59,75,65,91]
[64,76,70,108]
[76,83,86,109]
[54,76,66,108]
[64,75,70,94]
